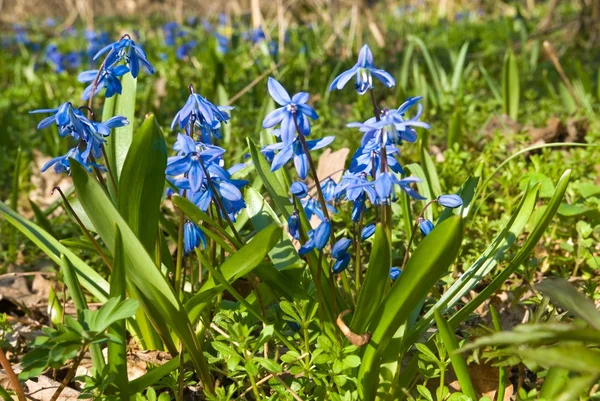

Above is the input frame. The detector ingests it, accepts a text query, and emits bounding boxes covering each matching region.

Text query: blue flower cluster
[167,89,247,254]
[31,102,128,173]
[78,36,155,100]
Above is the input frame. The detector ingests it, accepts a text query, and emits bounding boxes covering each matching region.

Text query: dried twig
[0,347,27,401]
[336,309,371,347]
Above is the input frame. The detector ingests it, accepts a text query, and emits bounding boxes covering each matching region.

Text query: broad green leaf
[106,73,137,184]
[108,226,129,400]
[358,216,463,401]
[502,49,520,120]
[537,278,600,331]
[351,225,391,333]
[69,162,213,392]
[29,199,57,238]
[245,187,299,270]
[0,201,109,302]
[185,223,283,322]
[118,114,167,254]
[439,161,483,223]
[434,310,478,401]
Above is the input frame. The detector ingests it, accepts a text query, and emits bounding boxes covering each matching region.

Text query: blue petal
[290,181,308,198]
[332,253,350,274]
[280,113,297,146]
[305,136,335,150]
[262,107,286,128]
[389,267,402,281]
[357,44,373,68]
[419,219,435,236]
[297,103,318,120]
[370,68,396,88]
[293,150,309,180]
[332,238,352,259]
[329,67,358,91]
[267,77,291,106]
[218,182,242,201]
[314,220,331,250]
[270,143,294,171]
[292,92,309,104]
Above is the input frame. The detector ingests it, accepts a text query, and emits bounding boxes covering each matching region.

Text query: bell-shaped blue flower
[298,220,331,256]
[183,221,207,255]
[288,212,300,240]
[329,44,395,95]
[262,77,318,145]
[361,223,376,241]
[331,238,352,259]
[419,219,434,236]
[389,267,402,281]
[332,253,350,274]
[290,181,309,198]
[437,194,463,208]
[320,178,338,202]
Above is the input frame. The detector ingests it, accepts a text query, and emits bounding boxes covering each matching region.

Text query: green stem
[400,199,437,270]
[174,207,185,297]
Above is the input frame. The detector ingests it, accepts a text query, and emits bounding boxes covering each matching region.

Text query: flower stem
[400,199,437,270]
[174,189,187,298]
[0,347,26,401]
[53,186,112,269]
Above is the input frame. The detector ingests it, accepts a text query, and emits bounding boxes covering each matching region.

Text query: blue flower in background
[85,30,110,60]
[299,220,331,256]
[261,136,334,180]
[183,221,207,255]
[329,44,395,95]
[78,65,130,100]
[176,41,197,60]
[94,37,154,78]
[419,218,434,236]
[162,22,181,46]
[262,77,318,145]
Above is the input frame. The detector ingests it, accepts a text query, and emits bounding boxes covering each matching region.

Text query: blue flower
[389,267,402,281]
[288,212,300,240]
[176,41,197,60]
[348,98,430,146]
[31,102,94,140]
[419,219,434,236]
[94,37,154,78]
[41,147,104,174]
[298,220,331,256]
[372,173,425,204]
[262,77,319,145]
[320,178,338,202]
[328,44,395,95]
[301,197,337,222]
[349,140,403,177]
[78,65,130,100]
[332,238,352,259]
[361,223,376,241]
[261,136,334,180]
[437,194,463,208]
[183,221,207,255]
[165,134,225,192]
[332,253,350,274]
[334,172,377,204]
[290,181,309,198]
[171,92,231,143]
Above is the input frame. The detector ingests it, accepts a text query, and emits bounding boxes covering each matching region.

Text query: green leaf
[185,223,283,322]
[118,114,167,254]
[129,356,188,394]
[89,296,139,334]
[434,310,478,401]
[351,224,391,333]
[448,110,463,150]
[405,164,433,221]
[245,186,300,270]
[255,357,282,373]
[29,199,58,238]
[108,226,129,400]
[0,201,109,302]
[69,162,214,392]
[517,345,600,374]
[451,42,470,94]
[358,216,463,401]
[502,49,520,120]
[537,278,600,331]
[106,73,137,182]
[450,170,571,326]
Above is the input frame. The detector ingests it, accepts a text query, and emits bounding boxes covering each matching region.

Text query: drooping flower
[320,178,338,202]
[361,223,376,241]
[331,238,352,259]
[328,44,395,95]
[437,194,463,208]
[301,197,336,222]
[290,181,309,199]
[41,147,104,174]
[419,218,434,236]
[332,253,350,274]
[93,37,155,78]
[183,221,207,255]
[262,77,318,145]
[288,212,300,240]
[171,92,231,143]
[261,136,334,180]
[78,64,130,100]
[298,220,331,256]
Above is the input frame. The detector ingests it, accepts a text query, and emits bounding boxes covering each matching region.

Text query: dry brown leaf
[24,375,80,401]
[447,361,514,401]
